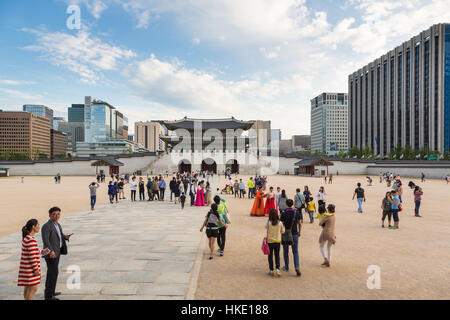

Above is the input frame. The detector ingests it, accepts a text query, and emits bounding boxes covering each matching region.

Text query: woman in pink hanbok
[194,181,206,206]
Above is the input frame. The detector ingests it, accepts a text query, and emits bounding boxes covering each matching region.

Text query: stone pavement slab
[0,180,215,300]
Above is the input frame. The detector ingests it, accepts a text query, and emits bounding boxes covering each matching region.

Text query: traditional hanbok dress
[264,191,276,215]
[250,190,266,216]
[194,185,206,206]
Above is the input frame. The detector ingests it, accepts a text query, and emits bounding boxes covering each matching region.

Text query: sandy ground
[195,174,450,300]
[0,176,110,237]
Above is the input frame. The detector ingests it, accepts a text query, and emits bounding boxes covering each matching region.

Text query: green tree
[348,146,362,158]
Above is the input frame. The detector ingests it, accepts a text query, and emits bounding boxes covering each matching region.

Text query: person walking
[397,181,403,203]
[89,182,100,210]
[381,192,392,228]
[214,195,229,256]
[113,178,119,203]
[280,199,302,277]
[328,174,333,184]
[233,180,239,198]
[206,181,212,205]
[138,177,145,201]
[180,192,186,209]
[266,208,285,277]
[41,207,71,300]
[18,219,41,300]
[158,177,166,201]
[388,190,400,229]
[169,177,177,202]
[146,178,153,201]
[303,186,311,204]
[421,172,425,182]
[130,177,137,201]
[293,188,305,223]
[200,203,226,260]
[307,196,316,223]
[173,179,181,204]
[319,204,336,267]
[414,186,423,217]
[352,183,366,213]
[316,186,327,207]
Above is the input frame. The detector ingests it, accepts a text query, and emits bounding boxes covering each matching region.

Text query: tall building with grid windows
[349,23,450,156]
[310,93,349,154]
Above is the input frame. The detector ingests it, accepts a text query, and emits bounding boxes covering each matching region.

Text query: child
[107,181,115,204]
[314,203,333,220]
[180,192,186,209]
[307,196,316,223]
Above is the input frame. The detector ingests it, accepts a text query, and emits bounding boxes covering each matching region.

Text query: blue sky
[1,0,449,137]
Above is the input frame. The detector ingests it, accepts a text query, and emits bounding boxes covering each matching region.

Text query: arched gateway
[201,158,217,173]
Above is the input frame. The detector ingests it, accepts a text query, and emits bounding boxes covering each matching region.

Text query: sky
[0,0,450,137]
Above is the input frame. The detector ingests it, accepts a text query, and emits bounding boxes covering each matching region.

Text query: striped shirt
[18,234,41,286]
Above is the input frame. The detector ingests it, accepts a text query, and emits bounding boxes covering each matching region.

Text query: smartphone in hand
[41,248,51,257]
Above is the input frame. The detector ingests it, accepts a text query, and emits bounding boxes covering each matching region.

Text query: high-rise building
[84,96,117,143]
[68,104,85,122]
[349,23,450,155]
[50,129,67,158]
[52,117,65,131]
[135,121,168,152]
[57,121,83,152]
[114,111,128,140]
[0,111,51,158]
[311,93,349,154]
[23,105,54,128]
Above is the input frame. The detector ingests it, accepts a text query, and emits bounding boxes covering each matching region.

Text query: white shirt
[317,191,327,201]
[130,181,137,191]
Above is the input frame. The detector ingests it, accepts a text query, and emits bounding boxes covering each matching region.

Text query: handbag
[261,221,270,255]
[281,212,296,246]
[398,203,403,212]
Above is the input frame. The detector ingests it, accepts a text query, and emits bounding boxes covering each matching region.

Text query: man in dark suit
[41,207,71,300]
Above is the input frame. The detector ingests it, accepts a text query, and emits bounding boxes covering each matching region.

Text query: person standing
[195,181,206,206]
[293,188,305,223]
[381,192,392,228]
[118,178,125,200]
[180,192,186,209]
[113,178,119,203]
[278,190,287,214]
[169,177,177,202]
[303,186,311,204]
[189,180,197,206]
[397,181,403,203]
[264,187,276,216]
[328,174,333,184]
[414,186,423,217]
[138,177,145,201]
[266,208,285,277]
[250,187,266,216]
[146,178,153,201]
[274,187,281,212]
[316,186,327,207]
[280,199,302,276]
[18,219,41,300]
[318,204,336,267]
[174,179,181,204]
[421,172,425,182]
[89,182,100,210]
[41,207,71,300]
[239,179,245,198]
[158,177,166,201]
[233,180,239,198]
[108,181,115,204]
[352,183,366,213]
[248,177,255,199]
[206,181,212,205]
[307,196,316,223]
[152,177,160,201]
[130,177,137,201]
[388,190,400,229]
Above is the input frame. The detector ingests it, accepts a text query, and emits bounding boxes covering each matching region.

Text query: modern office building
[52,117,65,131]
[311,93,349,154]
[349,23,450,156]
[57,121,84,152]
[68,104,85,122]
[292,135,311,151]
[23,105,54,128]
[50,129,67,158]
[114,111,129,140]
[135,121,168,152]
[0,111,51,158]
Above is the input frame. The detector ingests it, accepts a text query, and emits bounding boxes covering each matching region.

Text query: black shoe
[54,292,61,296]
[295,269,301,277]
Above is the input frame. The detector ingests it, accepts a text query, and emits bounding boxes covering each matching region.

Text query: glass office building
[68,104,85,122]
[349,23,450,156]
[23,105,54,127]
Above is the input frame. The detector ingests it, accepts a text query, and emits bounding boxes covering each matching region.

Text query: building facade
[52,117,65,131]
[50,129,67,158]
[349,23,450,156]
[23,105,54,128]
[311,93,349,154]
[68,104,85,122]
[135,121,168,152]
[0,111,51,158]
[57,121,84,152]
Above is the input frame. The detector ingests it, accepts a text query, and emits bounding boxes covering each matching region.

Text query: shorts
[392,209,399,222]
[206,229,218,238]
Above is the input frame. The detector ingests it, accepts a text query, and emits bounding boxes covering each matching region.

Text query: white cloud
[66,0,108,19]
[0,87,45,101]
[22,28,136,83]
[0,80,37,85]
[193,38,200,45]
[260,46,280,59]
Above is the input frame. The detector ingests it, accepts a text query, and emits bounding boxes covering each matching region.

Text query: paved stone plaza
[0,198,207,300]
